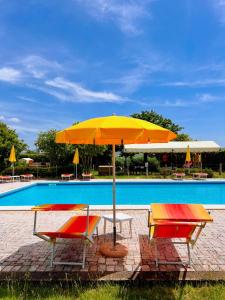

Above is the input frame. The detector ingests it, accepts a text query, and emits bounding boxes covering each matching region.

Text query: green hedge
[1,165,82,178]
[175,167,214,178]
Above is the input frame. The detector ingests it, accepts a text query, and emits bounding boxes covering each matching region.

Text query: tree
[77,144,106,172]
[0,122,27,170]
[35,129,73,166]
[131,110,183,133]
[35,129,107,170]
[175,133,192,141]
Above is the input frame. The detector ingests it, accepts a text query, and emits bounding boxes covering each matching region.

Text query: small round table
[103,213,133,237]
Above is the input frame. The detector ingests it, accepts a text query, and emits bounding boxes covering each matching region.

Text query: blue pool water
[0,181,225,206]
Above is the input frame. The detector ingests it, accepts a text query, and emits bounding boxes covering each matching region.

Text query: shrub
[203,168,214,178]
[159,167,173,178]
[115,156,125,168]
[130,154,144,167]
[147,157,160,172]
[174,168,185,173]
[188,167,214,178]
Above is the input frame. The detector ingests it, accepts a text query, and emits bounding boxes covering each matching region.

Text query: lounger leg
[187,242,191,266]
[82,241,87,269]
[50,240,56,267]
[154,240,159,268]
[104,219,106,235]
[129,220,132,238]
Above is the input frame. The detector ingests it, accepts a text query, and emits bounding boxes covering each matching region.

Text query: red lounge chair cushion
[37,215,100,239]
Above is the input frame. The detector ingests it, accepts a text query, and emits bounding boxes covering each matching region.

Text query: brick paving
[1,180,225,281]
[0,206,225,281]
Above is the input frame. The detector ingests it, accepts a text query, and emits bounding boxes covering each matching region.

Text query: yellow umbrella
[73,148,79,179]
[56,115,177,253]
[185,145,191,164]
[9,145,16,177]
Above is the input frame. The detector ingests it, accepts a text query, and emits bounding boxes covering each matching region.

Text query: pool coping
[1,179,225,211]
[1,269,225,282]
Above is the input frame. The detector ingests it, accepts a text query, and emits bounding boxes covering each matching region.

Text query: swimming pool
[0,181,225,207]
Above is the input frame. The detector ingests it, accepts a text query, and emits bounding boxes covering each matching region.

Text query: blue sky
[0,0,225,147]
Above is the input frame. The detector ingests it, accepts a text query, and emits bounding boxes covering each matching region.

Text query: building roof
[124,141,221,153]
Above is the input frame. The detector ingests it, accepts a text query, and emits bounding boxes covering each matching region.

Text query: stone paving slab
[0,206,225,281]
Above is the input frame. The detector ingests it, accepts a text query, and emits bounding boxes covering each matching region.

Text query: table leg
[104,219,106,235]
[120,221,122,233]
[129,220,132,237]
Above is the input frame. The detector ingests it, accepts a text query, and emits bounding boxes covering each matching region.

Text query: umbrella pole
[12,163,14,181]
[112,144,116,246]
[76,164,77,180]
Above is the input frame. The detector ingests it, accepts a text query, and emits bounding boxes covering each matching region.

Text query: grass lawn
[1,282,225,300]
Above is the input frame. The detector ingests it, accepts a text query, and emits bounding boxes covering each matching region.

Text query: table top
[151,203,213,222]
[32,204,88,211]
[103,213,133,222]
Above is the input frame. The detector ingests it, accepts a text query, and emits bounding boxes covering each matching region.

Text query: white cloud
[0,67,22,83]
[22,55,62,79]
[212,0,225,24]
[8,117,21,123]
[17,96,40,104]
[105,53,170,93]
[141,93,224,108]
[9,124,39,134]
[44,77,124,103]
[160,78,225,87]
[75,0,152,35]
[0,115,21,123]
[198,93,219,103]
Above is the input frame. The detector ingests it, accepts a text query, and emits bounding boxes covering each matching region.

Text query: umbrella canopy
[56,115,176,250]
[56,115,177,145]
[9,145,16,163]
[9,145,16,178]
[185,145,191,163]
[73,148,79,165]
[73,148,79,179]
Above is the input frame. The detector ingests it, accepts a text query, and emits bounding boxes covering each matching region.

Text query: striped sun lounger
[32,204,101,268]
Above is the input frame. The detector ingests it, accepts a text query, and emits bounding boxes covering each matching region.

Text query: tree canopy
[35,129,74,166]
[35,129,106,170]
[0,122,27,171]
[175,133,192,141]
[130,110,192,141]
[131,110,183,134]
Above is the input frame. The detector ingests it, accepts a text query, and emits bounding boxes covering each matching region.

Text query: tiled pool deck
[1,181,225,281]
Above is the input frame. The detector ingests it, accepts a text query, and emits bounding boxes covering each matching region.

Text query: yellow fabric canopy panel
[73,148,79,165]
[185,145,191,162]
[56,115,177,145]
[9,145,16,163]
